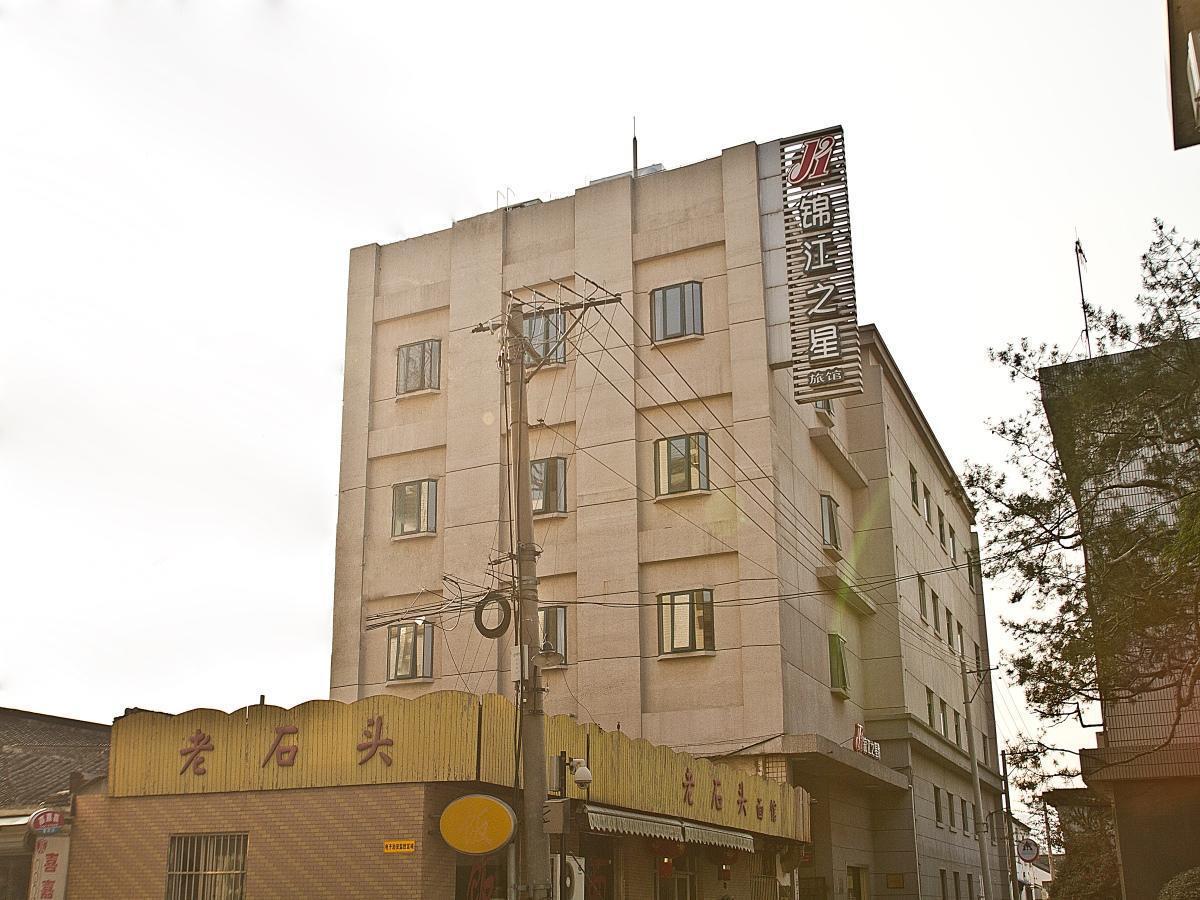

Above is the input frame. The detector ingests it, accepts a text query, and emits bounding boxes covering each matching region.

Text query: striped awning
[585,805,684,841]
[682,822,755,852]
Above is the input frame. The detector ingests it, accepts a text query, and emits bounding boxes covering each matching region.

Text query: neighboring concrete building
[1166,0,1200,150]
[331,133,1008,900]
[0,707,109,900]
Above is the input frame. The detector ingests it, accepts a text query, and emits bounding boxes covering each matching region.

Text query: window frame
[918,575,928,621]
[820,493,841,549]
[948,791,956,829]
[923,485,933,525]
[940,699,949,736]
[651,281,704,342]
[166,833,248,900]
[927,688,936,728]
[938,507,946,546]
[392,479,438,536]
[396,338,441,395]
[934,788,944,826]
[910,464,920,508]
[828,633,850,696]
[387,620,434,681]
[537,605,568,664]
[954,710,962,746]
[949,525,958,561]
[957,623,965,657]
[530,457,567,515]
[523,309,567,366]
[962,798,970,833]
[657,589,715,654]
[946,609,955,649]
[932,591,941,632]
[654,433,710,496]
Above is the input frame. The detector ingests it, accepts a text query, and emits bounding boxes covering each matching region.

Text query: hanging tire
[474,591,512,638]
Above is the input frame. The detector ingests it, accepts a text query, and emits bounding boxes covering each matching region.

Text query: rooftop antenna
[1076,234,1092,358]
[632,115,638,178]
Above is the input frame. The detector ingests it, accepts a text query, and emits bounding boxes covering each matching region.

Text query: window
[537,605,567,664]
[940,870,949,900]
[934,788,944,825]
[968,874,976,900]
[949,525,958,561]
[918,575,928,621]
[946,610,955,649]
[940,700,949,736]
[166,833,247,900]
[524,309,566,365]
[982,735,990,766]
[957,623,965,657]
[932,591,941,632]
[658,589,714,654]
[948,792,956,828]
[923,485,932,524]
[387,621,434,680]
[396,339,441,394]
[954,710,962,746]
[910,465,920,508]
[938,507,946,546]
[975,642,982,673]
[651,281,703,341]
[954,872,962,900]
[820,494,841,549]
[962,798,970,833]
[927,688,936,728]
[392,479,437,535]
[655,433,709,495]
[530,457,567,515]
[815,398,834,415]
[828,633,850,696]
[967,550,977,589]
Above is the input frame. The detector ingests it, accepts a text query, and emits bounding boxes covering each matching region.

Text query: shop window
[654,433,709,495]
[454,854,507,900]
[820,494,841,549]
[531,457,567,515]
[651,281,703,342]
[387,620,433,681]
[658,589,714,654]
[828,633,850,698]
[538,605,567,664]
[165,833,247,900]
[392,479,437,536]
[524,309,566,366]
[396,339,440,394]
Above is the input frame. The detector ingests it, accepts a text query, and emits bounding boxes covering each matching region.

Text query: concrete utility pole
[506,300,553,900]
[1000,751,1021,900]
[1041,799,1055,880]
[962,658,995,900]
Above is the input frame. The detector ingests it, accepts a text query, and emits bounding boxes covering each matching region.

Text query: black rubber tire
[474,591,512,638]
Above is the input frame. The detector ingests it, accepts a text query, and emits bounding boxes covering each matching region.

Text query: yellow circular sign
[439,794,517,856]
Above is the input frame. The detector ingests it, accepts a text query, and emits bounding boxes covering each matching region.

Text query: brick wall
[67,783,462,899]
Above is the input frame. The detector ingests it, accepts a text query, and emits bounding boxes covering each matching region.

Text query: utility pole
[962,658,995,900]
[1000,751,1021,900]
[1041,799,1055,880]
[506,300,553,900]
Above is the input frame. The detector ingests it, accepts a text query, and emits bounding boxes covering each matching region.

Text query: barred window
[658,589,714,654]
[654,433,709,495]
[651,281,703,342]
[396,339,440,394]
[392,479,437,536]
[828,633,850,696]
[388,621,433,680]
[820,494,841,549]
[537,605,567,664]
[530,458,567,515]
[165,833,247,900]
[524,310,566,365]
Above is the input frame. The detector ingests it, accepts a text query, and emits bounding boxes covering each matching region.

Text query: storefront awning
[681,823,755,853]
[585,805,683,842]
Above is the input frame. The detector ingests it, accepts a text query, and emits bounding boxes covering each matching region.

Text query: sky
[2,1,1198,813]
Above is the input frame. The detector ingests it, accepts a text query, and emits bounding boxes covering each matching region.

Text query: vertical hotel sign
[780,126,862,403]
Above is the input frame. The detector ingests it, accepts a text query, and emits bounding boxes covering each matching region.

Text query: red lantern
[657,856,674,878]
[719,862,733,882]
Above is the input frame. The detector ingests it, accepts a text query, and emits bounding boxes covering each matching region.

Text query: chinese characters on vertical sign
[781,126,862,404]
[28,836,70,900]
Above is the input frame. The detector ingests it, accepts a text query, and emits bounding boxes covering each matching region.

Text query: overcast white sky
[2,2,1197,806]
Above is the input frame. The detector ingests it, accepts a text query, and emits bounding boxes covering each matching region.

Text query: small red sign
[29,810,65,835]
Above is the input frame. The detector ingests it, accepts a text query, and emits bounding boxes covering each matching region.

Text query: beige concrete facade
[331,137,1008,900]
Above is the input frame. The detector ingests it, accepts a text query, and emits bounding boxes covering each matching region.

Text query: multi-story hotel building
[330,134,1009,900]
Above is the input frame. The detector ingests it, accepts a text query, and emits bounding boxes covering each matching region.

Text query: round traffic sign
[1017,838,1040,863]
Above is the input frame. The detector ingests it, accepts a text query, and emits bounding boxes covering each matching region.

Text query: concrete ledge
[808,426,868,489]
[782,733,910,791]
[816,565,877,616]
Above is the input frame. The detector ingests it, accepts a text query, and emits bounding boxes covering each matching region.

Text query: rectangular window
[658,589,714,654]
[387,621,434,680]
[932,591,941,632]
[828,633,850,696]
[910,464,920,508]
[814,398,834,415]
[983,735,990,766]
[934,788,944,825]
[954,710,962,746]
[962,798,970,833]
[940,870,949,900]
[940,700,949,736]
[954,871,962,900]
[918,575,928,621]
[946,610,955,649]
[530,457,567,515]
[968,874,976,900]
[923,485,932,524]
[651,281,704,341]
[655,433,710,495]
[957,623,965,657]
[396,339,441,394]
[967,549,977,589]
[927,688,936,728]
[975,642,982,673]
[948,792,956,828]
[949,525,958,561]
[524,309,566,365]
[392,479,437,536]
[938,507,946,546]
[166,833,247,900]
[820,494,841,549]
[537,605,567,664]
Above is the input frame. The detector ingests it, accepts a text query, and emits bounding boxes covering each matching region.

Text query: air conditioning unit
[551,854,585,900]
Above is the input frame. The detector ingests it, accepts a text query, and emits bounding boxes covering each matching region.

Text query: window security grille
[524,310,566,365]
[387,621,433,680]
[396,339,440,394]
[828,634,850,696]
[658,589,714,653]
[651,282,703,342]
[654,434,709,495]
[530,458,567,515]
[392,479,437,536]
[165,833,247,900]
[537,606,567,663]
[820,494,841,549]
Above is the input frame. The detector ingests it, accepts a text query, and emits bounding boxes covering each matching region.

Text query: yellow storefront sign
[439,794,516,856]
[384,840,416,854]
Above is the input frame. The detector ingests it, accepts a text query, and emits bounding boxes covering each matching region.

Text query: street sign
[1017,837,1040,862]
[28,809,65,835]
[439,794,517,856]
